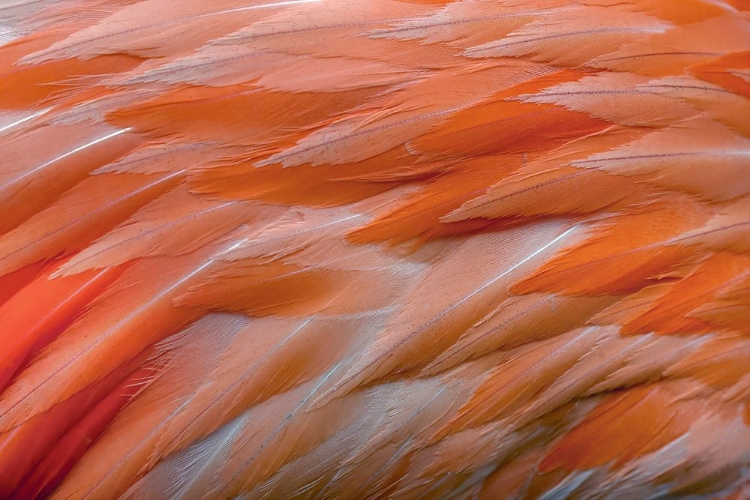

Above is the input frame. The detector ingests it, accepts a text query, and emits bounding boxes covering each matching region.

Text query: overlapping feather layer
[0,0,749,498]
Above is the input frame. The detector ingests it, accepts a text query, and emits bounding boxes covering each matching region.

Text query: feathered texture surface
[0,0,749,498]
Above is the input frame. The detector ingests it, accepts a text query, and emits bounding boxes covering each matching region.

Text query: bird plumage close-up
[0,0,749,498]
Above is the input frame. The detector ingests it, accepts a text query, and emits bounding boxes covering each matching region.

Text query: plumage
[1,0,749,498]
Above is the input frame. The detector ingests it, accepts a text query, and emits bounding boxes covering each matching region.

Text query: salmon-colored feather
[0,172,179,276]
[1,0,749,498]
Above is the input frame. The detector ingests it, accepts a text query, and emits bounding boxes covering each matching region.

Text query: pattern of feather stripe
[0,0,749,498]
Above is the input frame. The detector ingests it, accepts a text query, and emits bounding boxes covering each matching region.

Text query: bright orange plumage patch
[0,0,749,498]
